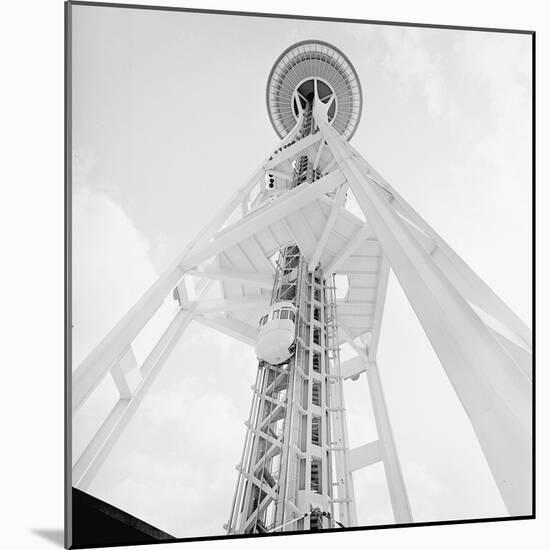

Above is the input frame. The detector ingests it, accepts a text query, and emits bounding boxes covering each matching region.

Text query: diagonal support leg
[318,115,532,515]
[350,148,532,350]
[365,360,413,523]
[72,125,309,414]
[73,309,193,489]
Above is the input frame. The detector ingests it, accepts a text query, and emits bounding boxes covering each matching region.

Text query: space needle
[226,41,365,534]
[72,40,532,537]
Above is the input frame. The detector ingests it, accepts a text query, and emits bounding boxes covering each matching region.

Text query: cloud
[353,462,394,526]
[86,321,258,538]
[353,459,448,526]
[71,148,259,536]
[72,182,158,366]
[402,461,447,521]
[378,27,445,116]
[454,33,532,176]
[70,20,530,537]
[71,168,163,461]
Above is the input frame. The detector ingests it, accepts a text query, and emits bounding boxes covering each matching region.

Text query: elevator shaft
[226,99,356,535]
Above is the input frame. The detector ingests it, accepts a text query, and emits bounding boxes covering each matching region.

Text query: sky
[71,4,532,538]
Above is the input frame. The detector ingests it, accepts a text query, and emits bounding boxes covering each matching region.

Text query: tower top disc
[266,40,363,141]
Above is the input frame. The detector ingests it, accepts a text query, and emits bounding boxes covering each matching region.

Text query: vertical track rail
[227,94,356,535]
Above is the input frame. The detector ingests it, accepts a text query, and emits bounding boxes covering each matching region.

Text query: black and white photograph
[65,2,533,548]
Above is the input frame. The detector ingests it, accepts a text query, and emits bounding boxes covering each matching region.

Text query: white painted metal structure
[227,242,357,533]
[72,40,532,532]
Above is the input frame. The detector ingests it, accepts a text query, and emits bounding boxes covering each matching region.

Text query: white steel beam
[192,314,257,346]
[339,324,367,360]
[312,139,326,170]
[189,127,304,254]
[353,152,532,350]
[264,132,322,170]
[72,399,129,488]
[489,328,532,382]
[368,257,390,362]
[340,356,366,380]
[73,167,342,415]
[186,267,273,289]
[250,190,267,210]
[322,158,337,175]
[319,114,532,515]
[241,196,249,217]
[394,210,437,253]
[281,218,302,256]
[174,280,190,308]
[73,310,192,489]
[72,158,266,414]
[365,360,413,523]
[308,183,348,271]
[270,170,293,182]
[179,170,345,272]
[470,302,531,355]
[185,296,269,314]
[186,167,263,254]
[434,245,531,348]
[110,362,133,399]
[246,235,277,275]
[338,320,412,522]
[72,265,184,413]
[339,324,366,358]
[349,440,382,472]
[324,224,372,276]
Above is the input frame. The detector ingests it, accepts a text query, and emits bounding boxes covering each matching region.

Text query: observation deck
[266,40,362,140]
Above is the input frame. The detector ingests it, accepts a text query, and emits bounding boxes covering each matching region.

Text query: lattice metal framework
[228,92,356,532]
[226,248,356,534]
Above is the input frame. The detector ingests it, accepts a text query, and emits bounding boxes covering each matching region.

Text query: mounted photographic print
[65,1,534,548]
